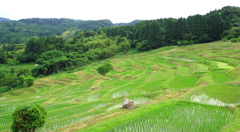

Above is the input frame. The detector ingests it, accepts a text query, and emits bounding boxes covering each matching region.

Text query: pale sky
[0,0,239,23]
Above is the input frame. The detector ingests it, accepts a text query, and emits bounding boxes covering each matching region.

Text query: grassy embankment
[0,41,240,132]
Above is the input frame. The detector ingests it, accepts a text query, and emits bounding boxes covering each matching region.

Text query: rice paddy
[0,41,240,131]
[190,93,235,106]
[107,103,233,132]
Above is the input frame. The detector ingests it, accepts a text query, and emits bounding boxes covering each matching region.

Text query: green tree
[176,18,190,41]
[206,13,224,40]
[0,74,18,88]
[11,103,46,132]
[97,63,113,77]
[188,15,210,43]
[116,37,131,52]
[165,18,178,45]
[148,21,164,48]
[16,67,32,77]
[0,48,6,64]
[6,58,15,66]
[224,17,232,30]
[36,50,69,74]
[229,27,240,38]
[24,76,34,87]
[136,40,151,51]
[118,41,131,52]
[136,22,149,42]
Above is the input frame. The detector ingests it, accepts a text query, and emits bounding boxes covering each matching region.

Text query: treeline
[0,31,131,78]
[101,6,240,51]
[0,18,113,44]
[0,67,34,92]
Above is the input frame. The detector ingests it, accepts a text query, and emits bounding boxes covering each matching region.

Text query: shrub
[238,37,240,42]
[38,75,44,78]
[97,63,113,77]
[0,72,4,80]
[16,67,32,77]
[117,41,131,52]
[136,40,152,51]
[24,76,35,87]
[11,103,46,132]
[231,38,239,43]
[6,58,14,66]
[221,37,228,42]
[0,74,19,88]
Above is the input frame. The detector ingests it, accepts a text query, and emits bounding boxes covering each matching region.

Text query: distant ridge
[73,19,84,22]
[0,18,114,44]
[0,17,10,21]
[114,20,142,26]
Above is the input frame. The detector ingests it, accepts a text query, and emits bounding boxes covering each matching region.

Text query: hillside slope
[0,41,239,131]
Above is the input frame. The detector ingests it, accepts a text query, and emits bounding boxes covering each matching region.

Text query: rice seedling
[47,102,108,121]
[37,115,94,132]
[169,75,198,88]
[215,61,234,70]
[0,105,17,113]
[107,104,233,132]
[211,72,233,83]
[163,57,196,62]
[130,97,151,104]
[107,103,122,111]
[131,71,143,75]
[130,80,163,94]
[45,103,77,111]
[85,92,102,101]
[190,93,235,106]
[196,84,239,103]
[0,115,12,126]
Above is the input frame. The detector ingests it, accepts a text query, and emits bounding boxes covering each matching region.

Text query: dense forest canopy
[0,6,240,91]
[0,18,142,44]
[0,18,114,44]
[101,6,240,50]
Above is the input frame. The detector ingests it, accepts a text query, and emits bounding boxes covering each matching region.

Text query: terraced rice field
[0,41,240,131]
[106,103,233,132]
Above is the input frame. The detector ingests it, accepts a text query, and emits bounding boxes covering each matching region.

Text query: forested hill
[114,20,142,26]
[101,6,240,51]
[0,17,10,21]
[0,18,113,44]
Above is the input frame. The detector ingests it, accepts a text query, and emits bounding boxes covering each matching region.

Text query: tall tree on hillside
[25,37,38,54]
[97,63,113,77]
[192,15,204,40]
[11,103,46,132]
[176,18,190,40]
[228,27,240,38]
[24,37,48,61]
[206,13,225,40]
[187,16,194,34]
[45,36,65,50]
[220,6,240,27]
[36,50,68,74]
[148,21,164,48]
[137,23,149,42]
[165,18,177,45]
[224,17,232,30]
[188,15,211,43]
[0,48,6,64]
